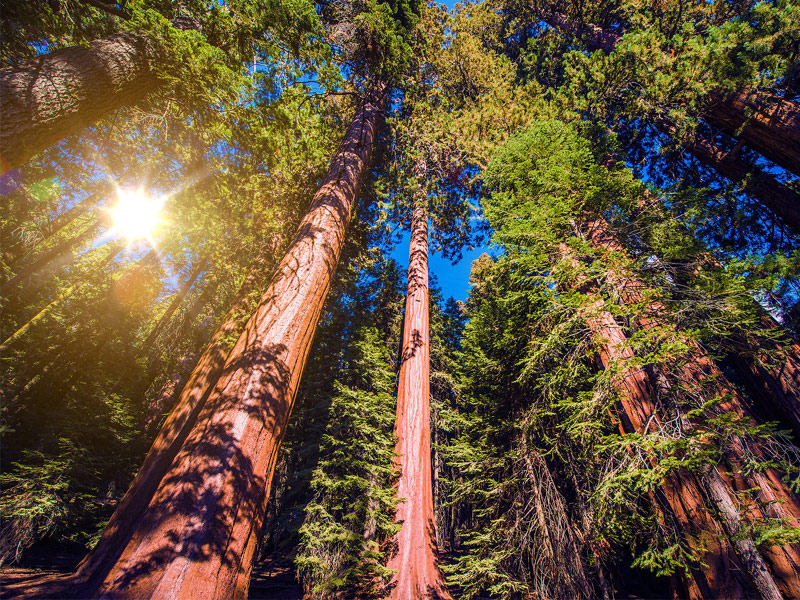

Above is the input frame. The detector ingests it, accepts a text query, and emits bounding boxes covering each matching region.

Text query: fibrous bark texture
[0,32,158,171]
[703,90,800,177]
[730,325,800,441]
[655,120,800,232]
[83,82,386,600]
[582,220,800,598]
[577,290,754,599]
[72,243,272,595]
[388,191,451,600]
[542,11,800,176]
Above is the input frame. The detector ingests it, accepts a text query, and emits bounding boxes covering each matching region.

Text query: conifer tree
[479,119,800,598]
[388,158,452,599]
[0,0,323,171]
[71,1,423,595]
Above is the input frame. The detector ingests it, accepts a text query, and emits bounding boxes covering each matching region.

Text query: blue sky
[389,0,487,302]
[389,230,492,302]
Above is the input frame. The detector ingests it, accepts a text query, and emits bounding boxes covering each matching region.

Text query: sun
[110,188,164,243]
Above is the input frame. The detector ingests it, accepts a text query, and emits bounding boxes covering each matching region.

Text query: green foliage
[3,2,800,597]
[296,327,400,597]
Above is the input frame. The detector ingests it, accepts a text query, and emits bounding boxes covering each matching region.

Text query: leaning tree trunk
[80,81,386,600]
[141,257,208,350]
[0,33,160,171]
[71,242,273,594]
[541,10,800,176]
[586,216,800,448]
[3,187,108,265]
[580,220,800,596]
[0,241,123,353]
[655,120,800,233]
[729,325,800,441]
[582,298,782,600]
[703,89,800,176]
[388,178,452,600]
[0,217,104,297]
[559,244,754,598]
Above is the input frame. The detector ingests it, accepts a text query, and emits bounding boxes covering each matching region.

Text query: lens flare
[110,188,164,243]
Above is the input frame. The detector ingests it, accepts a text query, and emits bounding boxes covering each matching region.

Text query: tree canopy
[1,1,799,598]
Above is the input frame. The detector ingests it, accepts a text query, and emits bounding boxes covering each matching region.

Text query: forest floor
[0,557,303,599]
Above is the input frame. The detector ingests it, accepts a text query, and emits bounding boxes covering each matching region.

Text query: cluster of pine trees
[1,0,799,598]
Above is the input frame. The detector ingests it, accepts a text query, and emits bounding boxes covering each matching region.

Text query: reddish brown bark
[703,90,800,177]
[575,287,753,599]
[730,327,800,441]
[541,9,621,53]
[655,120,800,232]
[72,243,273,594]
[81,82,386,599]
[585,217,800,438]
[541,11,800,175]
[0,33,160,171]
[388,187,451,600]
[143,352,198,436]
[582,221,800,597]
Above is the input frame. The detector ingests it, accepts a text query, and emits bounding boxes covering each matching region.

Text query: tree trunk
[80,81,386,600]
[586,216,800,441]
[143,352,199,437]
[388,183,452,600]
[72,242,273,593]
[655,120,800,233]
[577,290,754,599]
[0,218,104,297]
[0,242,123,353]
[172,279,220,345]
[729,325,800,441]
[703,90,800,176]
[141,257,208,350]
[0,32,159,171]
[580,221,800,597]
[541,10,800,175]
[4,188,108,264]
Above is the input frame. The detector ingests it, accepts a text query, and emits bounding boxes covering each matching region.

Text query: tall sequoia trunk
[582,297,781,599]
[579,221,800,597]
[541,10,800,176]
[79,81,386,600]
[559,244,753,598]
[173,279,219,343]
[0,33,160,171]
[388,182,451,600]
[729,325,800,441]
[586,216,800,445]
[655,120,800,233]
[143,352,198,437]
[72,242,273,593]
[703,90,800,176]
